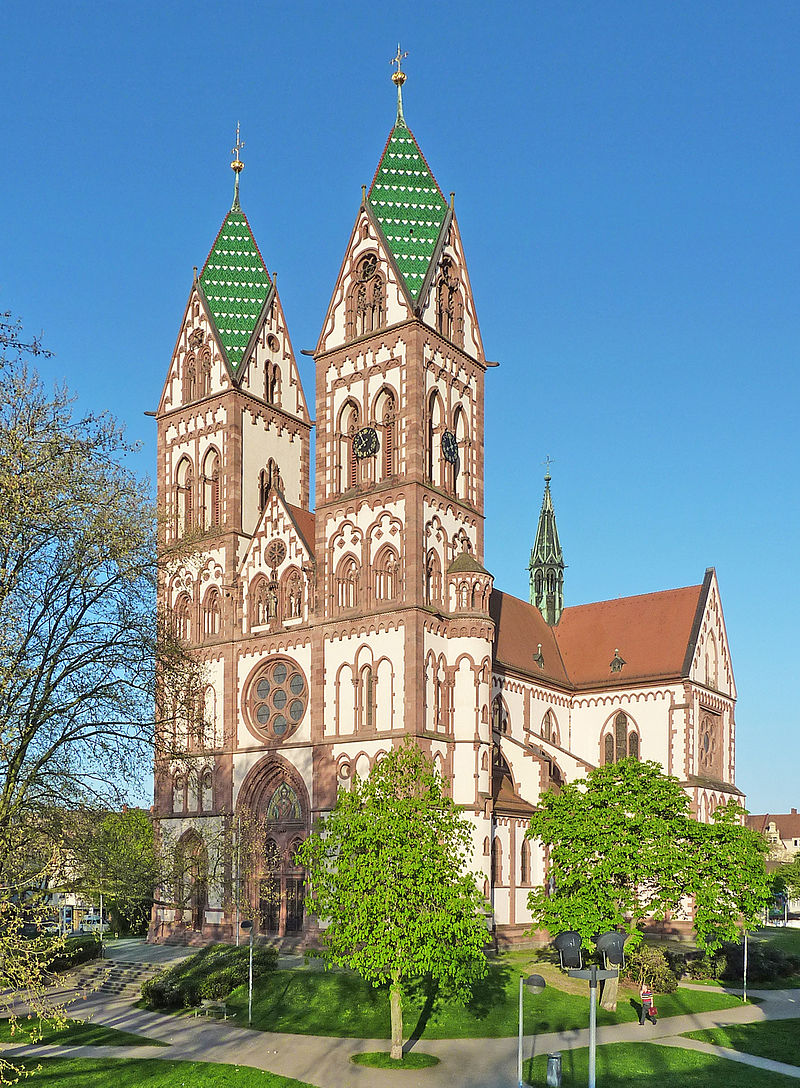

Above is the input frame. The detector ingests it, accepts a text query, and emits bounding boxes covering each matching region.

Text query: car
[78,918,111,935]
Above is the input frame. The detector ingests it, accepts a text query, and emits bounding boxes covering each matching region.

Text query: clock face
[441,430,458,464]
[353,426,379,460]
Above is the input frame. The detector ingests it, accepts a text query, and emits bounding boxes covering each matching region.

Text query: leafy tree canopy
[527,759,769,954]
[297,738,488,1059]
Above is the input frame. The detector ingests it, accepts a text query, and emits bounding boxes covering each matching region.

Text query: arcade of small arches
[174,448,221,537]
[171,684,220,753]
[332,545,401,613]
[171,765,215,815]
[333,656,395,735]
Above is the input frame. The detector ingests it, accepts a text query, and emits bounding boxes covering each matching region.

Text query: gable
[316,207,414,354]
[418,215,484,362]
[158,283,233,415]
[237,289,310,422]
[686,568,736,698]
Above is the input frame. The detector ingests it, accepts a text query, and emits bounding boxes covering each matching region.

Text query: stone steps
[75,959,162,996]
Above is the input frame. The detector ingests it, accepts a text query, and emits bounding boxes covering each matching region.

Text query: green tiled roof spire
[368,54,449,299]
[199,129,271,369]
[529,465,566,626]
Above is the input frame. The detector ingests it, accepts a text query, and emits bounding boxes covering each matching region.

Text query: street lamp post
[241,919,254,1025]
[554,930,627,1088]
[517,973,546,1088]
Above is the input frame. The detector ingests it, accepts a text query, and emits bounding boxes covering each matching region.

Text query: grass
[524,1042,800,1085]
[752,927,800,955]
[0,1018,167,1047]
[225,958,744,1040]
[683,1018,800,1066]
[351,1051,439,1068]
[13,1059,315,1087]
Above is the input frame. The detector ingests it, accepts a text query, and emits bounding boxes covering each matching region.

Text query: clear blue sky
[2,2,797,813]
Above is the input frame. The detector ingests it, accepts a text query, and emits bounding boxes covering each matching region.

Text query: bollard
[546,1051,562,1087]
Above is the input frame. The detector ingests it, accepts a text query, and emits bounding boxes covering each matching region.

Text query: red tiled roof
[747,812,800,840]
[490,591,570,686]
[492,581,706,689]
[285,503,315,556]
[556,584,704,688]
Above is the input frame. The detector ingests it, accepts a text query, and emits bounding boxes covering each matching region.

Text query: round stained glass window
[247,657,308,741]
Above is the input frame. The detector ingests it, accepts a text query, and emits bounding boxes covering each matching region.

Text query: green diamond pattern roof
[200,210,271,368]
[368,122,448,298]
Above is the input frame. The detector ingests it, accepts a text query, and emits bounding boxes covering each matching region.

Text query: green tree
[297,738,488,1060]
[527,759,769,1009]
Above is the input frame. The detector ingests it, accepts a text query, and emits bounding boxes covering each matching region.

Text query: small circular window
[246,658,308,741]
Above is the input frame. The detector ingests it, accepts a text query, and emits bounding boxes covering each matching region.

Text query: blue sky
[2,2,797,812]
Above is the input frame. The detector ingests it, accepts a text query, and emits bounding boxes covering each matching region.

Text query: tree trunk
[390,973,403,1060]
[600,971,619,1012]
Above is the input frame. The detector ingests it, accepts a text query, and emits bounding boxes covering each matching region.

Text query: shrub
[140,942,279,1009]
[620,944,679,993]
[47,934,101,973]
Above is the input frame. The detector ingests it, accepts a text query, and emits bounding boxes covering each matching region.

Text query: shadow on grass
[405,960,511,1049]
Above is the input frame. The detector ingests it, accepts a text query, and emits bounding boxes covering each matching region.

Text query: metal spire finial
[391,44,408,124]
[542,454,555,484]
[231,122,245,210]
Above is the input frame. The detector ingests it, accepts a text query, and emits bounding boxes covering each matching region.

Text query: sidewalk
[2,977,799,1088]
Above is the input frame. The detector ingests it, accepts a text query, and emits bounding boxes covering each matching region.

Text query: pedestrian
[639,982,657,1025]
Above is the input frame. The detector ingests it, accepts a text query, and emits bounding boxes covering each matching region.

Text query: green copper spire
[367,55,449,299]
[529,465,565,625]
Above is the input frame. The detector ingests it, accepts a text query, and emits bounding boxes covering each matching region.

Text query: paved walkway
[2,948,799,1088]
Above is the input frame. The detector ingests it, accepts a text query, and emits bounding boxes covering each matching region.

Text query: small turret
[529,468,565,625]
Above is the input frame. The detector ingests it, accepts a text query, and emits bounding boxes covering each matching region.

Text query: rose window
[247,659,308,740]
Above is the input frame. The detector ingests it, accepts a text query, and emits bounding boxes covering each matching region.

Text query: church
[150,65,742,946]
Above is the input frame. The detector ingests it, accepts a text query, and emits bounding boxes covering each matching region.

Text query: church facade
[150,79,742,945]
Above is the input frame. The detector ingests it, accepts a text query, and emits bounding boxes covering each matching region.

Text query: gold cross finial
[542,455,554,481]
[391,44,408,83]
[231,122,245,172]
[230,122,244,210]
[391,45,408,123]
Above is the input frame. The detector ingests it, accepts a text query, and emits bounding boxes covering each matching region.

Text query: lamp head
[553,930,583,969]
[595,930,628,967]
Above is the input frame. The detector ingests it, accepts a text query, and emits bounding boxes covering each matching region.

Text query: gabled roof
[368,122,448,299]
[747,811,800,840]
[490,591,570,687]
[556,584,704,688]
[200,209,271,369]
[285,502,315,557]
[492,582,707,690]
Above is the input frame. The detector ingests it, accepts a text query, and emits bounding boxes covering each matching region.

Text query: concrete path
[2,971,799,1088]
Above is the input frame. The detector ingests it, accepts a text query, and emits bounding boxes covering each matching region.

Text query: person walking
[639,982,657,1025]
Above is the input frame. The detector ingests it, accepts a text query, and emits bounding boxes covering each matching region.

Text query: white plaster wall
[241,409,303,531]
[323,626,406,736]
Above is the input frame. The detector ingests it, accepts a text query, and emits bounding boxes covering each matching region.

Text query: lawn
[0,1018,167,1048]
[525,1042,800,1086]
[225,960,744,1040]
[752,927,800,955]
[13,1059,315,1087]
[683,1018,800,1066]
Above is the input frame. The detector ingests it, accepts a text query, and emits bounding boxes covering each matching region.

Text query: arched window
[535,569,543,599]
[199,768,213,813]
[199,349,212,396]
[698,712,721,777]
[283,568,303,620]
[201,449,220,530]
[542,710,558,744]
[483,836,490,856]
[174,593,192,642]
[374,388,397,479]
[359,665,376,731]
[374,546,399,602]
[202,685,217,748]
[347,254,386,339]
[520,839,531,885]
[425,550,442,605]
[182,354,197,402]
[172,774,184,814]
[427,392,442,485]
[338,401,360,491]
[602,711,639,764]
[186,770,199,812]
[492,695,509,734]
[175,457,194,536]
[269,364,281,405]
[481,750,489,772]
[705,633,719,689]
[251,577,271,627]
[202,588,221,638]
[491,839,502,885]
[336,556,360,611]
[436,257,464,346]
[452,405,467,497]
